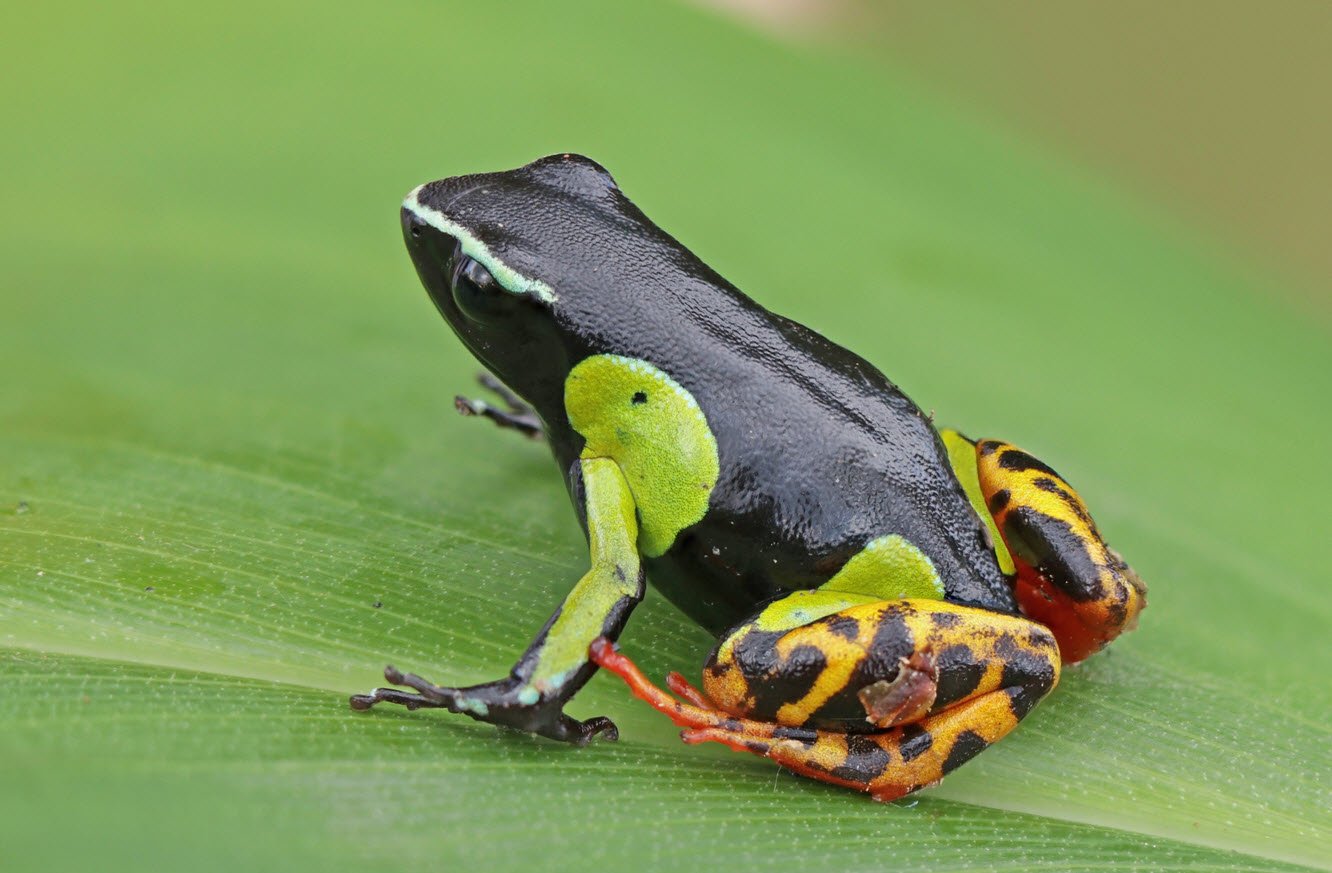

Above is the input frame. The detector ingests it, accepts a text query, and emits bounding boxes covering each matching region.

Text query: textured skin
[379,154,1146,798]
[973,438,1148,662]
[403,154,1015,633]
[591,598,1061,803]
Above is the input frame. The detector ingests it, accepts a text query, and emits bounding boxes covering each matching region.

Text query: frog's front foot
[349,665,618,745]
[454,371,544,439]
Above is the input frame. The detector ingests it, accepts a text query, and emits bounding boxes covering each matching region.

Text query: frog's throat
[402,186,558,304]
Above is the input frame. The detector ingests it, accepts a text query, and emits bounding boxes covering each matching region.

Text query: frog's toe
[349,664,463,711]
[349,686,448,711]
[665,671,716,710]
[559,713,619,745]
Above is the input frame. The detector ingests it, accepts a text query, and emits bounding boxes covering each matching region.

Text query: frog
[350,154,1148,802]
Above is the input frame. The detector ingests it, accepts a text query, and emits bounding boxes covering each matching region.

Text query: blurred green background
[2,2,1328,871]
[706,0,1332,315]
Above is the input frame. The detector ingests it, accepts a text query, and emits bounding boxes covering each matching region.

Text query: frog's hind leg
[591,596,1060,802]
[943,430,1148,663]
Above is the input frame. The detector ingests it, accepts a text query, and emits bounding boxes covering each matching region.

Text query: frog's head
[401,154,727,428]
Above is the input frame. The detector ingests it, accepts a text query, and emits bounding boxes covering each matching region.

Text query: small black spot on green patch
[631,391,647,405]
[942,730,988,774]
[898,725,933,761]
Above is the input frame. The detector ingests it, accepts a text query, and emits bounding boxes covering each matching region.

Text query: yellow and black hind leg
[942,429,1148,663]
[591,595,1060,802]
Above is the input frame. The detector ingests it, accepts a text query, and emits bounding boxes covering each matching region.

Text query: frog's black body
[405,156,1014,636]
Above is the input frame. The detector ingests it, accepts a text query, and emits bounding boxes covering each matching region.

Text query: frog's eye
[451,255,517,323]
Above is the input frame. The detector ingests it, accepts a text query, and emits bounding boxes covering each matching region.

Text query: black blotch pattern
[942,729,989,775]
[832,734,892,784]
[1007,507,1104,601]
[995,633,1057,720]
[631,391,647,405]
[1033,476,1094,523]
[1106,588,1128,626]
[733,631,829,721]
[933,612,961,629]
[825,614,861,640]
[933,643,985,708]
[1005,686,1040,721]
[809,606,914,730]
[898,724,933,762]
[988,489,1011,513]
[773,725,819,748]
[998,449,1061,478]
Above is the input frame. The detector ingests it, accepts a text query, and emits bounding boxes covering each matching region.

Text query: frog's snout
[401,205,429,241]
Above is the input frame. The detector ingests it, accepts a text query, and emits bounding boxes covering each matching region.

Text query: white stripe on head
[403,185,558,304]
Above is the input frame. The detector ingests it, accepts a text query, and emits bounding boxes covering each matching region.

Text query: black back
[407,155,1017,635]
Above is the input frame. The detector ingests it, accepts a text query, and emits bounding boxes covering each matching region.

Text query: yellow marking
[565,355,719,557]
[975,439,1146,627]
[773,611,876,725]
[530,457,640,688]
[941,429,1014,574]
[976,440,1102,562]
[620,598,1063,801]
[820,534,945,601]
[752,589,880,633]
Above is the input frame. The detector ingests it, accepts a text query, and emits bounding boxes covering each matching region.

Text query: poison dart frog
[351,154,1148,802]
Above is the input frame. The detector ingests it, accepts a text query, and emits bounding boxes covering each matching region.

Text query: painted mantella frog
[351,154,1147,801]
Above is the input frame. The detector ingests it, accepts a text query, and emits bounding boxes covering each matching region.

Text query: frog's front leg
[350,456,641,744]
[942,430,1148,663]
[454,371,544,439]
[592,595,1060,801]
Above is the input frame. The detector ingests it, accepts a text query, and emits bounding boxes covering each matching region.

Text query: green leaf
[2,1,1327,870]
